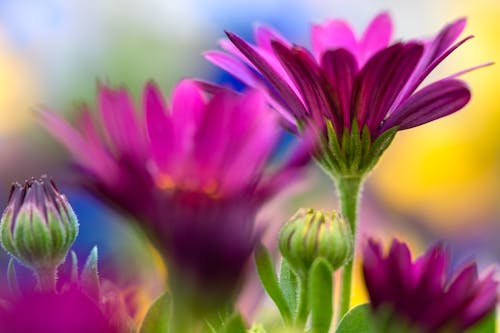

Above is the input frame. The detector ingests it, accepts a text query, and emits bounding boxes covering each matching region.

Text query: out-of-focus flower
[0,176,78,291]
[279,208,352,277]
[362,239,498,332]
[40,79,309,313]
[0,288,118,333]
[206,13,478,179]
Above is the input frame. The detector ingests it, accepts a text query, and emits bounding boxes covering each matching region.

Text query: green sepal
[81,246,100,300]
[278,259,298,315]
[0,209,16,256]
[309,258,333,333]
[7,258,21,297]
[360,127,397,173]
[221,313,246,333]
[348,121,362,172]
[336,303,376,333]
[139,292,171,333]
[465,310,496,333]
[30,210,51,263]
[255,244,292,324]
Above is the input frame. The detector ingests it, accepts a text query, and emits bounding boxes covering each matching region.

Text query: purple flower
[40,80,308,310]
[205,13,481,177]
[363,239,498,332]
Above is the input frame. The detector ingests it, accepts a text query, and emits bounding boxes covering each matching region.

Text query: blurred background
[0,0,499,324]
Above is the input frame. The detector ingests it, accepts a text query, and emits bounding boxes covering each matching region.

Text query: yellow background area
[0,29,38,136]
[371,0,500,232]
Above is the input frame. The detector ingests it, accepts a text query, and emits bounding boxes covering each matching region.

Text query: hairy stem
[336,176,363,321]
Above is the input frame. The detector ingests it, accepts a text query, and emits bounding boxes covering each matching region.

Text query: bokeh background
[0,0,499,324]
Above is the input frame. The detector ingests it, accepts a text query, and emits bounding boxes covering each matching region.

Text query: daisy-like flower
[205,12,481,179]
[39,80,309,314]
[363,239,498,332]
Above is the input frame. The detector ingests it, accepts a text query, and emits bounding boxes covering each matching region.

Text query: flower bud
[0,176,78,272]
[279,208,353,277]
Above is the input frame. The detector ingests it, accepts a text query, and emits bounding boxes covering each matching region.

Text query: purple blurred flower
[205,13,480,176]
[40,80,308,309]
[0,288,117,333]
[363,239,498,332]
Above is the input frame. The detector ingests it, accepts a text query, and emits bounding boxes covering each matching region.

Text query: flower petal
[311,19,358,63]
[321,48,358,129]
[226,31,307,118]
[381,79,471,132]
[359,12,393,65]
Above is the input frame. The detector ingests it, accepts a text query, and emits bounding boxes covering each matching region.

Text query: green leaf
[81,246,100,300]
[279,259,298,314]
[309,258,333,333]
[255,244,292,324]
[139,292,171,333]
[221,313,246,333]
[465,310,496,333]
[336,303,376,333]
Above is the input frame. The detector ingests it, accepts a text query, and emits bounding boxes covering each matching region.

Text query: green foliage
[81,246,100,300]
[278,259,298,315]
[336,303,376,333]
[221,313,246,333]
[139,293,171,333]
[309,258,333,333]
[255,244,292,324]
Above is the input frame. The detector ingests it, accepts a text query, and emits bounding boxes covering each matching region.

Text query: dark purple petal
[204,51,262,87]
[271,41,342,131]
[381,79,471,132]
[226,31,308,119]
[321,48,358,129]
[351,42,423,133]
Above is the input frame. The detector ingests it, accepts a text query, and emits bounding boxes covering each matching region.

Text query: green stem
[35,266,57,293]
[295,275,309,329]
[336,176,363,321]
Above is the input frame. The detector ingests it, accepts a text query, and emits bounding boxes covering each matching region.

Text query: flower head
[0,176,78,273]
[205,13,480,178]
[40,79,309,311]
[362,239,498,332]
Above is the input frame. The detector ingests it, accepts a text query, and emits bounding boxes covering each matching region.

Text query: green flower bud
[279,208,353,277]
[0,176,78,272]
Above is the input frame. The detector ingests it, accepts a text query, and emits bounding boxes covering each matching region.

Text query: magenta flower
[40,80,308,310]
[0,288,118,333]
[363,239,498,332]
[205,13,479,177]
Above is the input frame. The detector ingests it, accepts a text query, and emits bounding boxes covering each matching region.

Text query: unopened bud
[279,208,353,277]
[0,176,78,273]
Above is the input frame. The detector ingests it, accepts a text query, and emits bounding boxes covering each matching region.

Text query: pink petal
[311,19,358,63]
[359,12,393,65]
[204,51,261,87]
[253,24,291,53]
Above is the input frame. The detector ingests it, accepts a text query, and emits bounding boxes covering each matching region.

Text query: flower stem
[336,176,362,321]
[35,266,57,293]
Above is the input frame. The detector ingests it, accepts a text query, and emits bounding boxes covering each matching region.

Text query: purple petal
[254,24,291,53]
[98,84,146,159]
[144,81,175,173]
[321,48,358,129]
[351,42,423,131]
[272,41,341,130]
[381,79,470,132]
[204,51,261,87]
[311,19,358,63]
[459,272,498,328]
[359,12,393,65]
[226,31,307,119]
[427,18,467,61]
